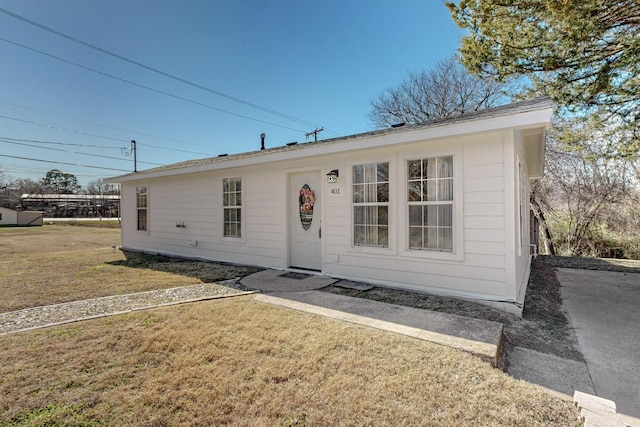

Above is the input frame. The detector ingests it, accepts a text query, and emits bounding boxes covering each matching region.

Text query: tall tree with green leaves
[446,0,640,146]
[41,169,80,194]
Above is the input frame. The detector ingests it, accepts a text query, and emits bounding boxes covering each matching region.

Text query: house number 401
[330,188,340,195]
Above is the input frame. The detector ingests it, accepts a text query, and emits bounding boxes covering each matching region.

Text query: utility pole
[305,127,323,142]
[131,140,137,172]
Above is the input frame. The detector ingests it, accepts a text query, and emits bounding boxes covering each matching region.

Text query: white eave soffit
[521,128,547,179]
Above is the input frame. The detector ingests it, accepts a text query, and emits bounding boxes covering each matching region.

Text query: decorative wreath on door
[299,185,316,213]
[299,184,315,231]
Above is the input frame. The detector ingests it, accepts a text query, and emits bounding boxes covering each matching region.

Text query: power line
[0,138,163,166]
[135,142,215,156]
[0,153,130,172]
[0,36,309,134]
[0,163,107,178]
[0,162,47,174]
[0,6,339,136]
[0,113,125,142]
[0,136,122,149]
[0,98,228,151]
[0,113,215,156]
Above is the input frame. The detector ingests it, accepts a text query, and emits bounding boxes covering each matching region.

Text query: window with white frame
[136,186,148,231]
[223,177,242,238]
[353,162,389,247]
[407,156,453,251]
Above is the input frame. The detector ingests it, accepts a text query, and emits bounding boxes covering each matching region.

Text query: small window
[136,186,148,231]
[407,156,453,251]
[223,178,242,238]
[353,162,389,247]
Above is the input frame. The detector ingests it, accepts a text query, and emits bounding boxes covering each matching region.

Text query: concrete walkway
[244,268,636,425]
[242,269,504,366]
[558,268,640,425]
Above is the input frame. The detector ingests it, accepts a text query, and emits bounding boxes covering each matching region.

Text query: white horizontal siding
[464,215,505,230]
[121,168,287,269]
[465,228,505,243]
[465,191,504,204]
[465,163,503,177]
[465,202,505,217]
[324,257,507,299]
[464,241,506,256]
[464,253,506,269]
[464,176,505,192]
[461,134,507,286]
[120,129,524,303]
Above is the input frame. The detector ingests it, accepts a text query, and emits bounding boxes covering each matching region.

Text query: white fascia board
[107,106,553,184]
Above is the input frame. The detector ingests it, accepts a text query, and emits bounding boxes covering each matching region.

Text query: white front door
[289,171,321,270]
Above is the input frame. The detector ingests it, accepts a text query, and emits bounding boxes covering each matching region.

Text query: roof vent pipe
[260,133,266,150]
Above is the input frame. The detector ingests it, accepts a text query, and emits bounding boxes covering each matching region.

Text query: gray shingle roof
[109,97,553,181]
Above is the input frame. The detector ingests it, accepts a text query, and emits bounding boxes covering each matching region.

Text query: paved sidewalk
[242,270,504,366]
[255,291,504,366]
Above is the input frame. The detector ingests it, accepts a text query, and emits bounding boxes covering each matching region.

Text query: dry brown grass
[0,297,581,426]
[0,224,257,313]
[0,224,581,426]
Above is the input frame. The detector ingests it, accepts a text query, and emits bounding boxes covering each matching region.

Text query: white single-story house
[106,97,553,315]
[0,207,45,226]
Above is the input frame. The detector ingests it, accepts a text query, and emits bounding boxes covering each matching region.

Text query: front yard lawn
[0,224,581,425]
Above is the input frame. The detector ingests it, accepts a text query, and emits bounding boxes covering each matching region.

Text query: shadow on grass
[107,252,264,283]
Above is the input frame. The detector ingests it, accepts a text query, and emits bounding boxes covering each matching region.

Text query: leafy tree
[40,169,80,194]
[446,0,640,146]
[367,56,506,128]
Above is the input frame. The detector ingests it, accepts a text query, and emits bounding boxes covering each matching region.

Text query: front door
[289,171,321,270]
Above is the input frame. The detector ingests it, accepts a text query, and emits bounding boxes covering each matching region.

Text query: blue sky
[0,1,464,186]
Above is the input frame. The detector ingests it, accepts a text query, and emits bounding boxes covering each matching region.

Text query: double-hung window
[407,156,453,251]
[353,162,389,247]
[223,177,242,238]
[136,186,148,231]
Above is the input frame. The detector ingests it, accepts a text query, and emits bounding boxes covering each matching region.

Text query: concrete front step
[574,391,627,427]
